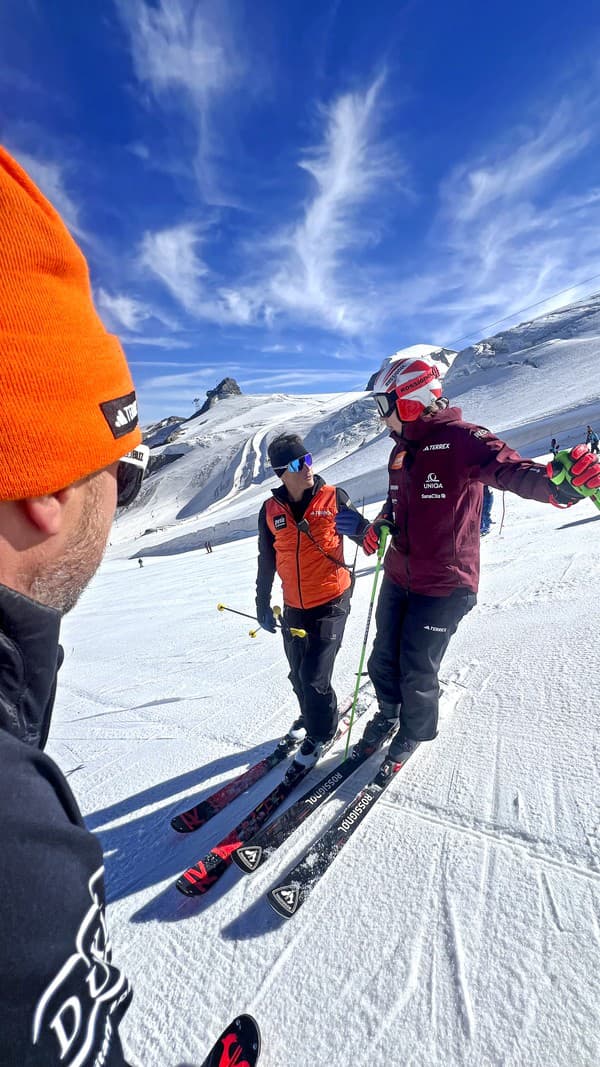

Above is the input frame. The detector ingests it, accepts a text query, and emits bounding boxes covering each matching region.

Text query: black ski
[199,1014,260,1066]
[175,687,376,897]
[267,748,419,919]
[171,678,373,834]
[232,734,389,875]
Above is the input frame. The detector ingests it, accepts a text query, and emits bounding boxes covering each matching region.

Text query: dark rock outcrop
[193,378,242,417]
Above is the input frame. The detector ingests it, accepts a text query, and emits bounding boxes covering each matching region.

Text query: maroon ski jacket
[380,406,552,596]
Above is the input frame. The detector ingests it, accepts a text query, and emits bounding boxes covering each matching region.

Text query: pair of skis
[174,681,376,895]
[263,745,417,918]
[171,679,374,835]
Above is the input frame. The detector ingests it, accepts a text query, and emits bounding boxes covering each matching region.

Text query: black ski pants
[282,592,351,743]
[367,578,476,742]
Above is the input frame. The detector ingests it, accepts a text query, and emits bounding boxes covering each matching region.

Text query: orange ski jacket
[256,477,362,611]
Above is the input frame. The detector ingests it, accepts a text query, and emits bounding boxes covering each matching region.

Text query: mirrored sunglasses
[117,444,150,508]
[373,393,396,418]
[286,453,313,473]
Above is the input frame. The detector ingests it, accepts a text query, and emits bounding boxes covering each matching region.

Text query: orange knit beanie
[0,146,142,501]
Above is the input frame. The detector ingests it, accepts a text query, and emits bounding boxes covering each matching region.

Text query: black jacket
[0,583,132,1066]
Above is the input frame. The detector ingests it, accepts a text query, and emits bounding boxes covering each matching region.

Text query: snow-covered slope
[113,392,385,557]
[445,291,600,453]
[53,490,600,1067]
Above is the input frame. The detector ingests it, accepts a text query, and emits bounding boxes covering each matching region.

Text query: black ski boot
[354,702,400,755]
[374,736,419,786]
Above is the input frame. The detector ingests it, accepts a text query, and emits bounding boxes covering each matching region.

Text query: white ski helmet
[370,355,442,422]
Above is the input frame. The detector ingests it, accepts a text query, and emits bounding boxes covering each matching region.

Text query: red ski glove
[362,517,397,556]
[362,524,380,556]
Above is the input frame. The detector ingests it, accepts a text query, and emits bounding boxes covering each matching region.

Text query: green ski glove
[547,445,600,509]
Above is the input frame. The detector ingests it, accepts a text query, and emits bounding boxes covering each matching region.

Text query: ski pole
[344,525,390,758]
[217,603,258,622]
[249,606,307,640]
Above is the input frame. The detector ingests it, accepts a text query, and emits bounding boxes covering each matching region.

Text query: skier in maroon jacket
[335,354,600,774]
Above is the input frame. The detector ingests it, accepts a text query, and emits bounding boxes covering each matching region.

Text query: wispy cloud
[123,338,193,350]
[441,103,591,224]
[392,90,600,347]
[115,0,243,203]
[139,223,209,315]
[97,289,152,331]
[7,147,82,236]
[265,75,400,332]
[138,221,265,326]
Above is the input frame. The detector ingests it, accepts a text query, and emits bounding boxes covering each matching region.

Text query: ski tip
[175,877,196,896]
[171,815,194,833]
[199,1014,261,1067]
[267,883,301,919]
[175,874,207,897]
[231,844,263,873]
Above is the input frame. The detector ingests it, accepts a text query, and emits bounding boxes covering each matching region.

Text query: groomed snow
[50,475,600,1066]
[47,300,600,1065]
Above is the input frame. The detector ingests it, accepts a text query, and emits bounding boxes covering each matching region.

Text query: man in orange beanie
[0,147,149,1066]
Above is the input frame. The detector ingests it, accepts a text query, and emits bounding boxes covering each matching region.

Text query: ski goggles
[117,444,150,508]
[373,392,397,419]
[275,453,313,475]
[287,453,312,473]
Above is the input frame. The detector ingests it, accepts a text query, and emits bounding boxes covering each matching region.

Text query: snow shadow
[127,747,352,924]
[90,739,282,904]
[220,891,286,942]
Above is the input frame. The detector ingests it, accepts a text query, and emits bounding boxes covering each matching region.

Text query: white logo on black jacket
[33,867,130,1067]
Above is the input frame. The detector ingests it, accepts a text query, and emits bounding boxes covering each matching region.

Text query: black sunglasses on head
[117,444,149,508]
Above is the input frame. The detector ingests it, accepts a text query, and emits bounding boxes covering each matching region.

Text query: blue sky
[2,0,600,422]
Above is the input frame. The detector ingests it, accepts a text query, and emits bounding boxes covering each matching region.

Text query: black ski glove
[258,606,277,633]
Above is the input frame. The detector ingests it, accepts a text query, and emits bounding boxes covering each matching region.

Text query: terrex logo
[115,402,137,428]
[422,442,450,451]
[100,391,139,439]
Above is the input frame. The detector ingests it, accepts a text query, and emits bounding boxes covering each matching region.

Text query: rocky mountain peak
[196,377,242,416]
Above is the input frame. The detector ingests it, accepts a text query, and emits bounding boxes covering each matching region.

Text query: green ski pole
[344,524,390,758]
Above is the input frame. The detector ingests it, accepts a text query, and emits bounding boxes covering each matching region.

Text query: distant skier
[204,540,213,554]
[550,438,560,457]
[256,433,365,773]
[585,425,599,454]
[138,557,144,567]
[335,354,600,780]
[480,485,494,536]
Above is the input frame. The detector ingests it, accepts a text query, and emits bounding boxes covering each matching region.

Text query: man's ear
[20,488,73,536]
